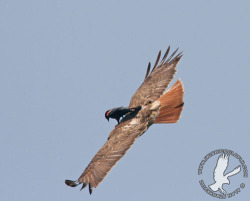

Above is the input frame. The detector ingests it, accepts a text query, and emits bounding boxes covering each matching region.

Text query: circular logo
[198,149,248,199]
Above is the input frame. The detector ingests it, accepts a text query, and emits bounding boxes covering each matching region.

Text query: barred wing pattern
[72,118,148,194]
[129,47,182,108]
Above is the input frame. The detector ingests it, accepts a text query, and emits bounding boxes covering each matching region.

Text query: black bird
[105,106,142,124]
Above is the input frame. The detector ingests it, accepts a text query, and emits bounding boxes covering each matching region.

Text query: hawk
[209,154,241,194]
[65,47,184,194]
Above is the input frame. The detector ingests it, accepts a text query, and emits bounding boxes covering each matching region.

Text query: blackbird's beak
[106,116,109,121]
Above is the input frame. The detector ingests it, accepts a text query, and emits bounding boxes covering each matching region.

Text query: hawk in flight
[209,154,241,194]
[65,47,184,194]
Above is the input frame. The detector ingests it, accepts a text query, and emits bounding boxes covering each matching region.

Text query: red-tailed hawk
[65,47,184,194]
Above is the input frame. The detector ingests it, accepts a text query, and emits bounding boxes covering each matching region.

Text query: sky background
[1,1,250,200]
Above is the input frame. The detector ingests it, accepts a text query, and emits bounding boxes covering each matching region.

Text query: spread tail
[154,79,184,123]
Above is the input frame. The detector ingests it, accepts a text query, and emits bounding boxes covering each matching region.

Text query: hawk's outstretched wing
[225,165,241,178]
[129,47,182,108]
[214,154,229,181]
[65,117,148,194]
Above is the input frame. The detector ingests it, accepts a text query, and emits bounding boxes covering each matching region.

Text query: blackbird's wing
[129,47,182,108]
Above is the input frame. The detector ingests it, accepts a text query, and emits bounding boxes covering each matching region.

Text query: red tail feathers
[154,79,184,123]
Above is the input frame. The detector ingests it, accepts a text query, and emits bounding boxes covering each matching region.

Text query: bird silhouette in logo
[209,154,241,194]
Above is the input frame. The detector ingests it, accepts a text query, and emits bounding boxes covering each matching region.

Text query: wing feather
[152,50,161,71]
[129,47,183,108]
[166,48,179,63]
[159,46,170,66]
[145,62,151,78]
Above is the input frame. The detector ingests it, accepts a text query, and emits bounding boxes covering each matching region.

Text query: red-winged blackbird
[105,106,142,124]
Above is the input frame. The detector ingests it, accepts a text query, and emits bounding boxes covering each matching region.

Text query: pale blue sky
[1,1,250,200]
